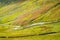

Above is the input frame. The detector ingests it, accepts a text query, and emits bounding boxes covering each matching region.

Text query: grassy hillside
[0,0,60,40]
